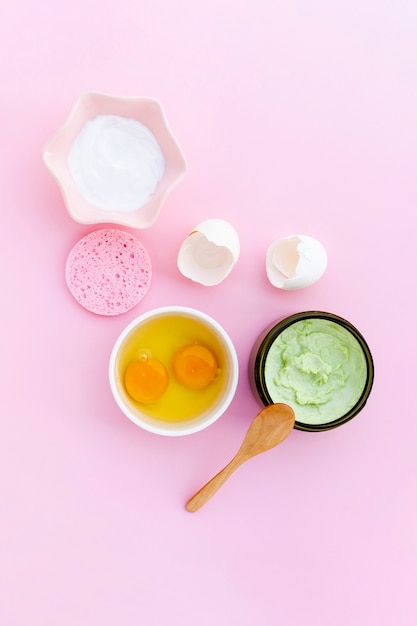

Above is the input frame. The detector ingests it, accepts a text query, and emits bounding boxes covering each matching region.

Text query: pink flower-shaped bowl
[42,92,187,229]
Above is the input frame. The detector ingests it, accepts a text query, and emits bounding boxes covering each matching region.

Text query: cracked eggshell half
[266,235,327,290]
[177,218,240,286]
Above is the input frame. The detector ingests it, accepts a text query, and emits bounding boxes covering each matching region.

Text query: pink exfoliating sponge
[65,228,152,316]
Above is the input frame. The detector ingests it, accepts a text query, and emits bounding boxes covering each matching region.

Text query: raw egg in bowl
[109,306,239,436]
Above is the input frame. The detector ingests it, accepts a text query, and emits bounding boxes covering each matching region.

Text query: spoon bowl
[185,403,295,512]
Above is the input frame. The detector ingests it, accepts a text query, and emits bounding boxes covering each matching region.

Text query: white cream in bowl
[68,114,165,213]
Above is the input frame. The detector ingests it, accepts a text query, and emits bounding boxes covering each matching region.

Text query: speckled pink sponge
[65,228,152,316]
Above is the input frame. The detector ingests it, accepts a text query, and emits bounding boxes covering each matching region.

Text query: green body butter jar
[249,311,374,432]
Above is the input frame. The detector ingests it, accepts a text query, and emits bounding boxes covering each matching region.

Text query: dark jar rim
[249,311,374,432]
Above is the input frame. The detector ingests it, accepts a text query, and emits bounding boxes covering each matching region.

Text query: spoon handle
[185,454,244,512]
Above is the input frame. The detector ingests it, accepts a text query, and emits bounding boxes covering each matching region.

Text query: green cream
[264,318,367,425]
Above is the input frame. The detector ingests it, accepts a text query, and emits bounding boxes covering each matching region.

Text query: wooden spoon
[185,403,295,512]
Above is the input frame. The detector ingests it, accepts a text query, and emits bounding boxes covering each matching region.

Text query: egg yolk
[173,344,218,390]
[124,357,169,404]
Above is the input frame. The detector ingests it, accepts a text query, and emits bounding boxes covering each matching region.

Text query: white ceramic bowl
[109,306,239,436]
[43,92,187,229]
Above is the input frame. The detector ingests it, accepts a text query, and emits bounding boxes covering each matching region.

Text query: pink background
[1,1,416,624]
